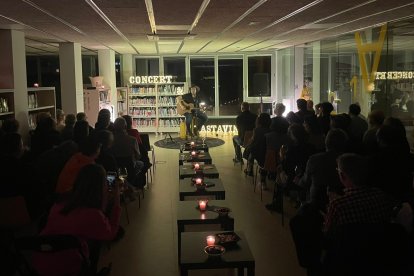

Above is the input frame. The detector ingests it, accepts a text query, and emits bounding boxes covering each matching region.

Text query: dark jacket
[236,111,257,143]
[248,126,271,166]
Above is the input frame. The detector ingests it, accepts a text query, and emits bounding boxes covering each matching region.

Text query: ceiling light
[147,34,196,41]
[188,0,211,33]
[144,0,157,34]
[248,21,260,26]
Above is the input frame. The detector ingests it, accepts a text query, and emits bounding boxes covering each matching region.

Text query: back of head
[64,114,76,127]
[304,115,321,134]
[275,103,286,116]
[76,112,86,121]
[349,104,361,116]
[73,120,90,145]
[60,164,106,215]
[241,102,250,112]
[122,115,133,130]
[1,118,19,133]
[257,113,271,128]
[337,153,368,187]
[377,122,409,152]
[272,117,289,134]
[321,102,334,115]
[36,116,56,132]
[326,129,348,152]
[114,117,127,133]
[368,110,385,127]
[330,113,351,132]
[0,132,23,158]
[307,100,314,110]
[383,117,406,137]
[288,123,308,144]
[56,109,65,121]
[95,109,111,129]
[297,99,307,111]
[79,134,101,157]
[95,130,114,149]
[286,111,301,125]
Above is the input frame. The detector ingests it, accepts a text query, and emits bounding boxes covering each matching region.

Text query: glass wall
[82,55,99,85]
[136,58,159,76]
[247,56,271,97]
[164,57,186,82]
[218,58,243,116]
[190,57,215,116]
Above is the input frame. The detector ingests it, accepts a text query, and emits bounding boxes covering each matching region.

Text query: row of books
[130,87,156,94]
[129,97,156,105]
[28,94,38,109]
[158,119,180,128]
[158,85,184,94]
[99,90,111,103]
[158,107,179,117]
[132,119,157,128]
[129,107,156,117]
[117,102,127,115]
[158,96,177,106]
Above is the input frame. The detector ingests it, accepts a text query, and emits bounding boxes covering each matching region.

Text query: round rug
[154,136,225,149]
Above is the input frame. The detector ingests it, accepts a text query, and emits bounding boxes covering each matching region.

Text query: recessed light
[248,21,260,26]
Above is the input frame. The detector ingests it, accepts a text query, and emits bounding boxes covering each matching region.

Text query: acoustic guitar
[176,96,195,115]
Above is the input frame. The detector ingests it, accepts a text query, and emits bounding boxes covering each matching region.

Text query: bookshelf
[27,87,56,130]
[116,87,128,117]
[127,82,186,133]
[84,87,114,124]
[0,89,15,127]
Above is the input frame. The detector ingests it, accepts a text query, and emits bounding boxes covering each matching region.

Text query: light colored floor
[99,134,306,276]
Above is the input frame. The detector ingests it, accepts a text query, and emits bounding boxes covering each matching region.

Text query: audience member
[295,99,313,123]
[55,136,101,194]
[76,112,94,133]
[270,103,289,131]
[73,120,90,146]
[348,104,368,141]
[307,100,315,114]
[303,115,325,152]
[95,130,118,173]
[362,110,384,155]
[314,103,322,117]
[33,164,121,276]
[56,109,65,132]
[61,114,76,141]
[318,102,334,135]
[1,118,19,134]
[30,116,61,158]
[95,109,114,132]
[286,111,301,125]
[324,153,395,234]
[233,102,257,163]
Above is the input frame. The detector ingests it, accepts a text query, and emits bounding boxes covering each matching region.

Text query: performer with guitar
[177,84,208,137]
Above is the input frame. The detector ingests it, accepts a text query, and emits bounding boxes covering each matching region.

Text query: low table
[179,152,212,165]
[179,178,225,200]
[181,143,209,152]
[180,231,255,276]
[179,164,219,179]
[177,200,234,259]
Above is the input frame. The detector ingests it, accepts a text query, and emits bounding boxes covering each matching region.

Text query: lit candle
[194,163,200,170]
[195,178,202,185]
[200,213,206,220]
[33,83,39,87]
[190,141,195,146]
[191,151,196,156]
[198,200,207,211]
[206,235,215,246]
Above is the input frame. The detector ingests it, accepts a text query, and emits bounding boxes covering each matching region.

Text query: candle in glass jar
[198,200,207,211]
[194,163,200,170]
[191,151,196,156]
[190,141,195,146]
[206,235,215,246]
[195,178,202,185]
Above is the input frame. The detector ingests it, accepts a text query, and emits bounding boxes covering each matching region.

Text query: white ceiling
[0,0,413,55]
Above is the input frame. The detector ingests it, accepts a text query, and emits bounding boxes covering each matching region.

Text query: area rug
[154,136,225,149]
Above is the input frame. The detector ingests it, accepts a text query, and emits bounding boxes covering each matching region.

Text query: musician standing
[180,84,208,137]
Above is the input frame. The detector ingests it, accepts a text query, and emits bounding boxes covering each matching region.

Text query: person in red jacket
[33,164,122,275]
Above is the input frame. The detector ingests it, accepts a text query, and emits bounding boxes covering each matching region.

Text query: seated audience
[56,109,65,132]
[95,130,118,173]
[348,104,368,142]
[303,115,325,152]
[362,110,384,155]
[61,114,76,141]
[33,164,121,276]
[30,115,61,158]
[55,136,101,194]
[95,109,114,132]
[295,99,314,124]
[270,103,288,131]
[123,115,151,171]
[76,112,94,133]
[307,100,315,114]
[233,102,257,163]
[318,102,334,135]
[1,118,19,134]
[73,120,90,146]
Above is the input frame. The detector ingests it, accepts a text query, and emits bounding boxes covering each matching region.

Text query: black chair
[13,235,90,276]
[140,133,155,175]
[324,223,413,276]
[116,156,144,209]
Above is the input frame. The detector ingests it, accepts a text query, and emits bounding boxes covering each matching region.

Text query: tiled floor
[99,134,306,276]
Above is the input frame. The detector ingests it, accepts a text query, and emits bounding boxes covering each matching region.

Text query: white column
[0,30,29,141]
[312,41,321,104]
[98,49,117,117]
[59,42,84,114]
[121,54,133,86]
[294,47,304,101]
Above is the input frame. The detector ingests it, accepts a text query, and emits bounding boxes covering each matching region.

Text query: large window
[136,58,159,75]
[164,57,186,82]
[82,55,99,85]
[248,56,271,97]
[190,58,215,116]
[218,58,243,116]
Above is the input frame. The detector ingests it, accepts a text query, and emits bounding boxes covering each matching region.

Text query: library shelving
[0,89,15,127]
[116,87,128,117]
[84,87,114,124]
[27,87,56,130]
[127,82,186,133]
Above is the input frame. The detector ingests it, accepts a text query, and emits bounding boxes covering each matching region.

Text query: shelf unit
[84,87,114,124]
[0,89,15,127]
[116,87,128,117]
[127,82,186,133]
[27,87,56,130]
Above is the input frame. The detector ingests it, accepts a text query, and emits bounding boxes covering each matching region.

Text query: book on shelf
[28,94,38,109]
[131,87,156,94]
[129,107,156,117]
[129,96,156,105]
[132,118,157,128]
[99,90,111,103]
[0,98,10,113]
[158,84,185,95]
[158,118,180,128]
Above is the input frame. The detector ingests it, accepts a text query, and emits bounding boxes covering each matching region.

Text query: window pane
[248,56,271,97]
[218,59,243,116]
[136,58,159,76]
[164,57,186,82]
[190,58,215,116]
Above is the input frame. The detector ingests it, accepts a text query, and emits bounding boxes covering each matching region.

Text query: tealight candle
[200,213,206,220]
[206,235,215,246]
[190,141,195,146]
[194,163,200,170]
[191,151,196,156]
[198,200,207,211]
[195,178,202,185]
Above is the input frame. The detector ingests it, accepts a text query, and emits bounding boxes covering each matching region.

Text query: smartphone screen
[107,172,117,187]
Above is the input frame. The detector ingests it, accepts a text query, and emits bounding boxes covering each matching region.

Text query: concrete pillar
[0,30,29,141]
[98,49,117,117]
[312,41,321,104]
[121,54,133,86]
[59,42,84,114]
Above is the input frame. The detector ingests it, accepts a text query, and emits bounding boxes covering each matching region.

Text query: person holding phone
[33,164,121,275]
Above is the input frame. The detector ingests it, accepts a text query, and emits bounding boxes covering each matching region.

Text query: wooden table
[177,200,234,259]
[180,231,255,276]
[178,152,212,165]
[179,164,219,179]
[181,143,209,152]
[179,178,225,200]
